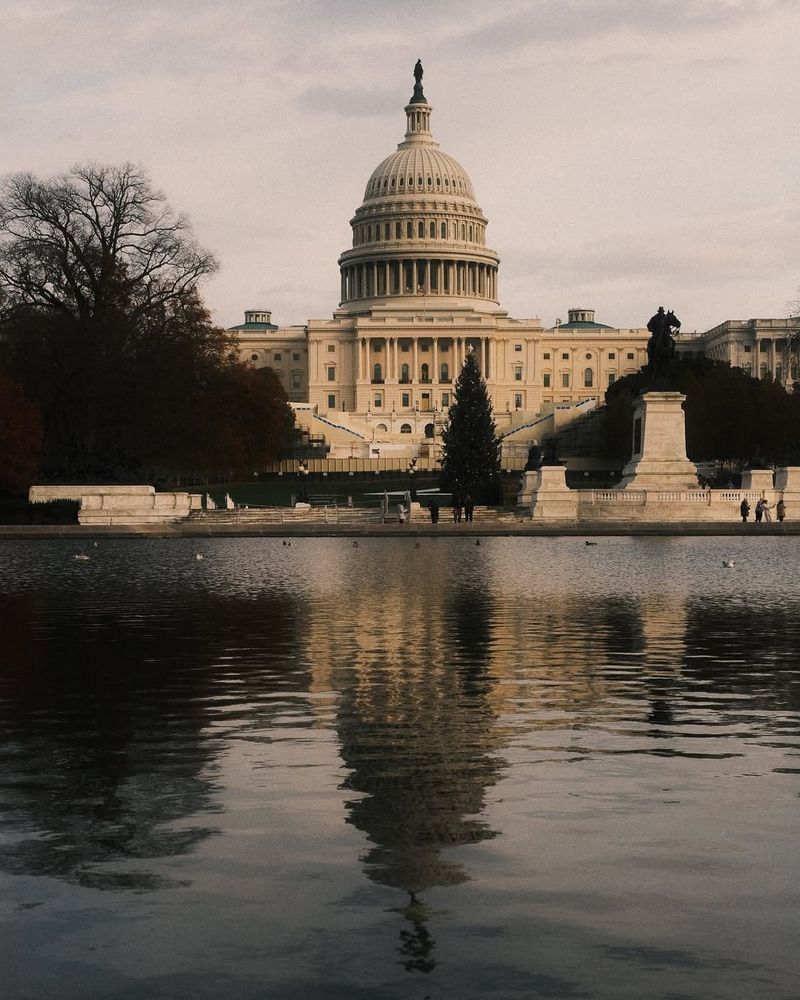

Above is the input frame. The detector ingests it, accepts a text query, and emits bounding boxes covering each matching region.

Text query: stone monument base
[616,391,698,490]
[519,465,579,520]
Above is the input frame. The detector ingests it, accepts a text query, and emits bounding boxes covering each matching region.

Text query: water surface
[1,537,798,999]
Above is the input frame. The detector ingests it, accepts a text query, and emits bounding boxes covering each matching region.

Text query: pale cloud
[1,0,798,331]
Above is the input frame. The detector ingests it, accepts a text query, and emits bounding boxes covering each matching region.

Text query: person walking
[429,499,439,524]
[776,499,786,522]
[740,498,750,522]
[755,498,765,523]
[453,494,463,523]
[463,493,474,523]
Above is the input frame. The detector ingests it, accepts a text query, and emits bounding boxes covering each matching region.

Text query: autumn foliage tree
[0,163,293,482]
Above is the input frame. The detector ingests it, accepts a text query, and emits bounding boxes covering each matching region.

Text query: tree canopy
[0,371,42,496]
[602,356,800,467]
[0,163,294,483]
[440,351,501,497]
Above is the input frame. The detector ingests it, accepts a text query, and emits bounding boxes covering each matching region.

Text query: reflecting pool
[1,536,799,999]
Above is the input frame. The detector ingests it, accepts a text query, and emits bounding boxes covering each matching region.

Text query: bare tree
[0,163,217,328]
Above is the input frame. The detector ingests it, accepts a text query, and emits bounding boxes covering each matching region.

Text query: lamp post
[297,459,309,503]
[407,457,418,501]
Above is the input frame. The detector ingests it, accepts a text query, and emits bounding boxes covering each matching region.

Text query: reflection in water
[326,552,505,973]
[0,585,307,892]
[0,537,799,999]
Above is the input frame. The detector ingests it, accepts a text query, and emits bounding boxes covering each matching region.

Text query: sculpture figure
[411,59,425,102]
[646,306,680,386]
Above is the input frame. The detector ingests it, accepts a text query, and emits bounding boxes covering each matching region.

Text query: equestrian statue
[646,306,680,386]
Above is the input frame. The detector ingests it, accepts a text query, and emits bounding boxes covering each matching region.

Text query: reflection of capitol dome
[338,68,499,313]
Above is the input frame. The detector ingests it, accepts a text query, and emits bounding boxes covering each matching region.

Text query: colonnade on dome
[340,259,498,304]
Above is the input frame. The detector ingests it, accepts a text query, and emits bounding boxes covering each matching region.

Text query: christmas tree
[440,351,501,497]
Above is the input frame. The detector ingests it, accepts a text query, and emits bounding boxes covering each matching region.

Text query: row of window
[326,343,639,360]
[326,365,625,389]
[326,363,453,382]
[325,393,451,412]
[250,351,303,363]
[371,391,451,409]
[354,219,485,245]
[542,350,637,361]
[366,173,467,197]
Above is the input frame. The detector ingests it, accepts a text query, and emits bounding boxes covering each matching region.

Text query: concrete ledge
[2,521,799,539]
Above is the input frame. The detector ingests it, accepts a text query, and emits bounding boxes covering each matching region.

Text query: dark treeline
[0,163,294,493]
[602,356,800,469]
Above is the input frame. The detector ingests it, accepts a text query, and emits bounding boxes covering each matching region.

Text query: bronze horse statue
[646,307,680,386]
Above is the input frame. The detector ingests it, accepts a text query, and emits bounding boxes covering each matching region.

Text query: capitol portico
[230,64,799,465]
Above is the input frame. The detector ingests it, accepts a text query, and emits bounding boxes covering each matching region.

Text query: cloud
[449,0,789,54]
[295,86,399,118]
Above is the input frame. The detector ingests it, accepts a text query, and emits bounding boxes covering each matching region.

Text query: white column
[425,259,431,292]
[433,338,439,381]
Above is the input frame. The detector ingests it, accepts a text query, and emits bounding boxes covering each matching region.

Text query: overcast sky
[2,0,798,331]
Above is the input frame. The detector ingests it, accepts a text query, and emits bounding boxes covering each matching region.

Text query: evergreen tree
[440,351,501,497]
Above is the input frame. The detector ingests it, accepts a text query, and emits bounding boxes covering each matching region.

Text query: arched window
[468,224,473,241]
[407,220,413,238]
[429,221,435,238]
[384,223,390,239]
[396,222,401,238]
[461,223,466,240]
[440,222,446,238]
[584,368,594,387]
[400,363,410,383]
[375,423,388,432]
[400,423,412,434]
[373,363,382,383]
[424,423,435,439]
[440,362,449,381]
[421,363,429,382]
[418,220,424,238]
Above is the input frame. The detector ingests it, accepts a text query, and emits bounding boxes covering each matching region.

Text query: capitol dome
[337,64,499,313]
[363,145,477,204]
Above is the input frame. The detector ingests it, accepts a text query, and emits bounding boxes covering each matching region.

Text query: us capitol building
[229,65,798,466]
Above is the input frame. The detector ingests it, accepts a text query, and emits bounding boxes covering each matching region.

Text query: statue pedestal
[741,469,774,493]
[523,464,579,520]
[775,466,800,520]
[617,391,698,490]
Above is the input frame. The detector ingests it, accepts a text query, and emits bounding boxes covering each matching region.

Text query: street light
[297,459,309,503]
[407,457,418,501]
